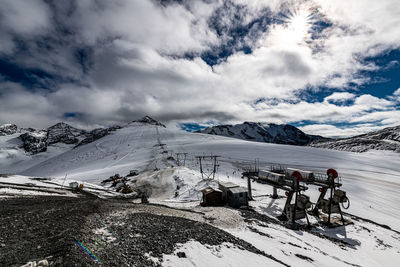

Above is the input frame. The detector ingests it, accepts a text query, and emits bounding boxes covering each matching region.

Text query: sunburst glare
[279,3,316,45]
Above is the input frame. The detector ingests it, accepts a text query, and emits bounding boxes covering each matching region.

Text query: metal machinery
[286,168,350,226]
[279,171,312,226]
[243,166,350,227]
[312,169,349,225]
[244,169,312,226]
[258,170,286,199]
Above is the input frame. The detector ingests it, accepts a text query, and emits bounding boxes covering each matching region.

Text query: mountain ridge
[0,116,165,155]
[197,121,327,146]
[308,125,400,153]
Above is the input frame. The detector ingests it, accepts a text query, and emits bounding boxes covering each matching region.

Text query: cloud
[0,0,399,137]
[70,0,219,55]
[299,124,385,138]
[0,0,52,54]
[324,92,356,103]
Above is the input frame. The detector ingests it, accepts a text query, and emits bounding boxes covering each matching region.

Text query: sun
[281,4,315,44]
[287,9,313,35]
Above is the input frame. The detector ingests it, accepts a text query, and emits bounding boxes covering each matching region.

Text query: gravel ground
[0,196,288,266]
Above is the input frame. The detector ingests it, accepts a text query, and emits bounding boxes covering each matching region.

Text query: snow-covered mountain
[0,116,164,173]
[16,119,400,231]
[2,117,400,266]
[309,125,400,153]
[197,122,327,145]
[133,115,166,127]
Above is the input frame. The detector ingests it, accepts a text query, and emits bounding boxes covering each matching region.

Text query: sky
[0,0,399,138]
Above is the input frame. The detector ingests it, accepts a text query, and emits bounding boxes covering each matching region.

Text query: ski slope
[20,122,400,231]
[2,122,399,265]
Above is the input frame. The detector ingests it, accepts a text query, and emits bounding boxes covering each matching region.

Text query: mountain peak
[48,122,74,129]
[46,122,88,146]
[133,116,166,127]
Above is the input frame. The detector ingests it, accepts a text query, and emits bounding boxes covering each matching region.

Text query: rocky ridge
[0,116,165,154]
[197,122,326,146]
[308,125,400,153]
[0,124,18,136]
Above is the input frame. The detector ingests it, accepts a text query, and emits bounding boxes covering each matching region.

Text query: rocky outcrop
[76,125,121,147]
[19,123,91,154]
[0,124,18,136]
[133,116,166,127]
[20,131,48,154]
[47,122,90,145]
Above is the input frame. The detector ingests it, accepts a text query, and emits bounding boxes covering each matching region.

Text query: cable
[341,196,350,209]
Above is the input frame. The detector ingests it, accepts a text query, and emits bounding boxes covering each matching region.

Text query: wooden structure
[201,187,223,206]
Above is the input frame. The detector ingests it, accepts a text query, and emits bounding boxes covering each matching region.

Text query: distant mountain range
[198,122,400,153]
[308,125,400,153]
[197,122,327,146]
[2,118,400,156]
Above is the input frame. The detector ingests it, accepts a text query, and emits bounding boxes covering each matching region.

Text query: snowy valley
[1,117,400,266]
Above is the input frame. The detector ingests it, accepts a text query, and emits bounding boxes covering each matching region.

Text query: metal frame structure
[243,166,350,227]
[196,155,220,180]
[242,170,311,226]
[310,169,347,226]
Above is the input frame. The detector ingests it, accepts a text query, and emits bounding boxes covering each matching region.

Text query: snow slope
[20,124,400,231]
[0,132,76,174]
[22,122,164,182]
[8,121,400,266]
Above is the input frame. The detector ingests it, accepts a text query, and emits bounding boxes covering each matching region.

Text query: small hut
[227,187,248,208]
[219,181,249,208]
[201,187,223,206]
[219,181,240,202]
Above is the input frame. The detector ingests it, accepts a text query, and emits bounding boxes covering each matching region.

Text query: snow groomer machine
[243,166,350,227]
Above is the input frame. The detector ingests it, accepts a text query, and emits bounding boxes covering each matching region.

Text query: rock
[46,122,89,145]
[133,116,166,127]
[76,125,121,147]
[38,259,49,266]
[0,124,18,136]
[177,252,186,258]
[20,259,48,267]
[20,131,48,154]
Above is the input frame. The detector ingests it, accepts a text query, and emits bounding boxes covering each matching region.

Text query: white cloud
[0,0,399,134]
[299,124,385,138]
[71,0,219,55]
[324,92,356,103]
